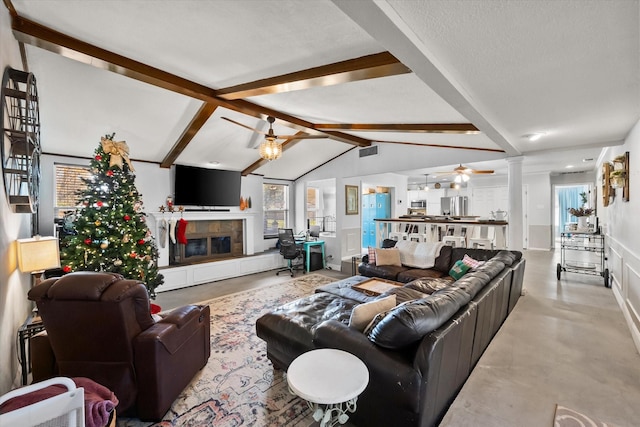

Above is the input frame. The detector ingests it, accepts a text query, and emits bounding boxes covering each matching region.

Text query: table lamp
[16,236,61,285]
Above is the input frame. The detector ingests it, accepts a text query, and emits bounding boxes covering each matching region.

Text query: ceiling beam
[160,102,219,168]
[241,132,308,176]
[10,14,371,148]
[217,52,411,100]
[376,140,505,153]
[314,123,480,134]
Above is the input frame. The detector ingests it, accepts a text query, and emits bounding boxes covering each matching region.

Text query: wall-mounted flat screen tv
[174,165,241,207]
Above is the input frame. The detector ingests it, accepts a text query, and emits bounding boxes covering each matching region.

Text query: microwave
[411,200,426,208]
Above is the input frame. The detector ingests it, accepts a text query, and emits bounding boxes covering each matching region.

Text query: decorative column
[507,156,524,251]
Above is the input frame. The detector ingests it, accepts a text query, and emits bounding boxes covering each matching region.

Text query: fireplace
[170,219,243,265]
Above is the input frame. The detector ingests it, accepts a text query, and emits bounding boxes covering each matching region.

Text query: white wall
[599,119,640,354]
[0,8,36,393]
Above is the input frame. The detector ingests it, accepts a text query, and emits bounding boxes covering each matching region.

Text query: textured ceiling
[8,0,639,181]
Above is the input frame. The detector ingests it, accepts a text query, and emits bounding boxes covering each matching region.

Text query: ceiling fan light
[259,137,282,161]
[462,174,470,182]
[454,175,462,183]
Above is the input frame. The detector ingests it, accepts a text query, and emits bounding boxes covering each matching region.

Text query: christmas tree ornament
[100,240,109,249]
[96,201,103,207]
[101,136,135,171]
[63,265,72,273]
[114,259,123,266]
[122,234,130,243]
[84,238,92,245]
[95,155,102,161]
[123,214,131,221]
[107,170,114,177]
[95,220,101,226]
[177,218,188,244]
[137,239,145,245]
[130,252,137,258]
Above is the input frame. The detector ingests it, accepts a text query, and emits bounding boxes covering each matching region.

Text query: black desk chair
[276,228,304,277]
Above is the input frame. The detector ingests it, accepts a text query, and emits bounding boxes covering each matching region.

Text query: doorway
[553,184,592,248]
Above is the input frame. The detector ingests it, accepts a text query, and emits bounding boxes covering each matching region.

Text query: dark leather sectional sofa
[256,247,525,427]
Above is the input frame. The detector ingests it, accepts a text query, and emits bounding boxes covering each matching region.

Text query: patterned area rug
[554,405,619,427]
[118,273,337,427]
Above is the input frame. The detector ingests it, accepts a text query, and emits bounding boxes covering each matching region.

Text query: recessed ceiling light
[523,132,546,142]
[566,164,574,169]
[582,158,594,162]
[210,161,220,165]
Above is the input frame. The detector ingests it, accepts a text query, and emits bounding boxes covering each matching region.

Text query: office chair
[276,228,304,277]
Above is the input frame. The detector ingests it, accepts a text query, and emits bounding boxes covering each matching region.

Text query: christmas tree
[60,134,164,297]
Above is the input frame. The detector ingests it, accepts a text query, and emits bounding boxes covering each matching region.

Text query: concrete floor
[154,250,640,427]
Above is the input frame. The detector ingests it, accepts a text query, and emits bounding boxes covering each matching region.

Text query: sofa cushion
[449,260,471,280]
[404,276,455,295]
[367,287,472,349]
[379,286,430,304]
[462,254,484,269]
[434,245,453,273]
[349,295,397,332]
[397,268,446,283]
[368,246,377,265]
[375,247,402,266]
[358,263,409,281]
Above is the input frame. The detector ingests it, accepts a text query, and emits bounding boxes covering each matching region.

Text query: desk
[287,348,369,427]
[17,315,46,385]
[297,240,326,273]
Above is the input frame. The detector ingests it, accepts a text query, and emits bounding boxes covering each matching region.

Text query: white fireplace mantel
[148,210,257,267]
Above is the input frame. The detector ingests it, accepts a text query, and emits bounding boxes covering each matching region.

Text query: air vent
[359,146,378,158]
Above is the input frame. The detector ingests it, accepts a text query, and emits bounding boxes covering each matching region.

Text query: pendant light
[424,174,430,191]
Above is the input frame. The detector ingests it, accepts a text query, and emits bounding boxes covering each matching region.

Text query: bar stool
[442,225,467,247]
[468,225,493,249]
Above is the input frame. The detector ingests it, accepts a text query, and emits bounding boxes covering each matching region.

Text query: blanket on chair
[395,240,445,269]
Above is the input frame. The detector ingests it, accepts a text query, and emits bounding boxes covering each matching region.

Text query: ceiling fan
[222,116,327,161]
[222,116,327,142]
[434,164,494,182]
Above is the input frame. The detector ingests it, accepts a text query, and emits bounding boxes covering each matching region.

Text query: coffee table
[287,349,369,426]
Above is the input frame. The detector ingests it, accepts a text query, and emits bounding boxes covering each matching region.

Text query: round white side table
[287,348,369,427]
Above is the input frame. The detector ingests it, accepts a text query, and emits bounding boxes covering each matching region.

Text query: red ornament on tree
[95,155,102,161]
[124,214,131,221]
[107,170,114,177]
[129,252,137,258]
[137,239,145,245]
[63,265,72,273]
[84,238,92,245]
[96,201,103,207]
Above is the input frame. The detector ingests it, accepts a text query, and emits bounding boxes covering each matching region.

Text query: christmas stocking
[177,218,189,244]
[169,218,177,244]
[158,218,168,248]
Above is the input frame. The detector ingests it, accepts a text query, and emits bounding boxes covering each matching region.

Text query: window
[263,183,289,237]
[55,164,91,217]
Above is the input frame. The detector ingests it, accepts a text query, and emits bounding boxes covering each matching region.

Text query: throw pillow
[368,246,376,265]
[349,294,397,332]
[449,260,471,280]
[374,247,402,266]
[462,254,484,270]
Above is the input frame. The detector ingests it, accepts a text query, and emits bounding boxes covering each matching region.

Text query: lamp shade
[17,236,61,273]
[259,137,282,161]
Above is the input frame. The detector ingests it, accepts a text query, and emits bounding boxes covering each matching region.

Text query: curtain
[558,185,588,233]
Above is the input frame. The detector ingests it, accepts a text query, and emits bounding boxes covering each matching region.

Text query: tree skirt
[118,273,337,427]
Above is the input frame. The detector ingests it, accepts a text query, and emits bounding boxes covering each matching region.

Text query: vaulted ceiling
[5,0,639,182]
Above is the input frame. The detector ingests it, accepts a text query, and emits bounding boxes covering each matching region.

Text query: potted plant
[568,207,594,230]
[610,169,626,188]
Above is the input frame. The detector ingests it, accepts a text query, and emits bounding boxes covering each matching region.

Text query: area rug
[117,273,337,427]
[554,405,618,427]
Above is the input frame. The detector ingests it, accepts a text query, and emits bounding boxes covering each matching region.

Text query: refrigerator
[440,196,468,216]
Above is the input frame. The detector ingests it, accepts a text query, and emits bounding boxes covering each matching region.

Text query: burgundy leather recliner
[27,271,211,421]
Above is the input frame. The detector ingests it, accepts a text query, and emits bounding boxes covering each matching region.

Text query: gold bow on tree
[101,137,135,171]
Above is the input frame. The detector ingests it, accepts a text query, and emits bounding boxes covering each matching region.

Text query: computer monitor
[309,225,321,238]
